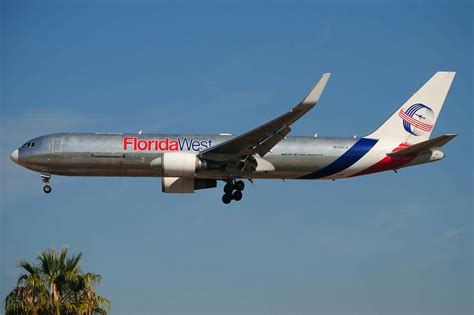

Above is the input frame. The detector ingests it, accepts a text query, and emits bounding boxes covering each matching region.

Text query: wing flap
[254,125,291,156]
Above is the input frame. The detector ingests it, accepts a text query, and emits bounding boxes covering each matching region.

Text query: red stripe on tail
[399,110,433,131]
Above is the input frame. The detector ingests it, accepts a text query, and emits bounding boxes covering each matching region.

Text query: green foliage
[5,247,110,315]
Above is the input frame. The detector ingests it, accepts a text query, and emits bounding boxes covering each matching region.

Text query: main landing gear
[222,180,245,204]
[41,173,52,194]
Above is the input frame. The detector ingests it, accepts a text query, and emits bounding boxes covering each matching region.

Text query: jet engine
[150,152,208,177]
[162,152,198,176]
[151,152,216,193]
[162,177,217,193]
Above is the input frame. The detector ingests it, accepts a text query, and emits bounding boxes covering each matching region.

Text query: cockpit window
[31,142,35,147]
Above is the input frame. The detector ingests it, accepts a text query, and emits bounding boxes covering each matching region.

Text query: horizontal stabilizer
[387,134,457,157]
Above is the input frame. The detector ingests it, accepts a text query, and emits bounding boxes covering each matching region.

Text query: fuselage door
[51,139,62,154]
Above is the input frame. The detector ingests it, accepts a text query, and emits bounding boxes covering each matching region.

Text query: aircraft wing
[199,73,331,161]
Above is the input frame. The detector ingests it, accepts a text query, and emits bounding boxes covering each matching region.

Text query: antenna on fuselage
[138,130,142,135]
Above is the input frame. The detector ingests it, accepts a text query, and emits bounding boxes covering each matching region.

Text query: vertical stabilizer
[367,72,455,144]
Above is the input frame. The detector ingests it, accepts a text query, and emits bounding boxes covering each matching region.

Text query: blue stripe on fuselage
[299,138,378,179]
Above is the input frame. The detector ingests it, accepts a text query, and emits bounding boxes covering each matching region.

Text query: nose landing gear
[41,173,52,194]
[222,180,245,204]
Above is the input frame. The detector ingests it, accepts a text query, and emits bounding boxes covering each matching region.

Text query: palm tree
[5,261,48,315]
[5,247,110,315]
[74,273,109,315]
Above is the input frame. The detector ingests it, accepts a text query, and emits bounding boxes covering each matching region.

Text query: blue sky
[1,1,472,314]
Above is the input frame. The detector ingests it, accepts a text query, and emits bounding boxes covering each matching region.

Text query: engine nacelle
[150,152,216,178]
[162,177,217,193]
[162,177,195,193]
[160,152,199,177]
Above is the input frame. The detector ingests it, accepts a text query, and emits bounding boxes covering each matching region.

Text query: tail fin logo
[399,103,434,136]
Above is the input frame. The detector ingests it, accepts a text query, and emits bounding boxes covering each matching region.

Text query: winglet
[299,73,331,108]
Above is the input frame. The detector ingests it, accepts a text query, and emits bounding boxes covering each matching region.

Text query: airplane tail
[367,71,455,144]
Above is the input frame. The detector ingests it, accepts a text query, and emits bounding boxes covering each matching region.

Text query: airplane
[415,113,426,120]
[10,72,456,204]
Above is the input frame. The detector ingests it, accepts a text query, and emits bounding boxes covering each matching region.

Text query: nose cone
[10,149,19,164]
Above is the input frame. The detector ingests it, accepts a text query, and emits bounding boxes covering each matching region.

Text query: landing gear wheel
[233,190,242,201]
[43,185,52,194]
[222,193,232,204]
[234,180,245,191]
[224,183,234,194]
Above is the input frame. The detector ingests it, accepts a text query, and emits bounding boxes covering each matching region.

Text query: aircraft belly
[49,169,158,177]
[265,154,337,172]
[47,153,334,179]
[32,151,163,177]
